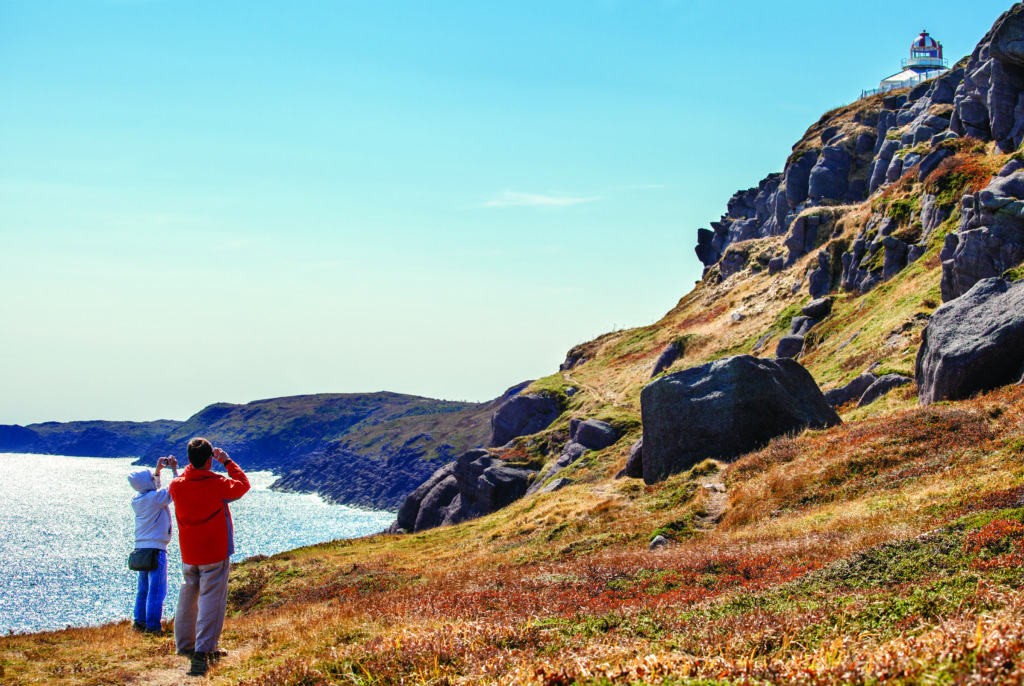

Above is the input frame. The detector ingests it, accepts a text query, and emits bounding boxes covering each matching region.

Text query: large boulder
[394,449,537,532]
[570,418,619,451]
[489,393,560,447]
[802,297,833,320]
[395,463,458,532]
[917,277,1024,404]
[651,341,681,377]
[775,335,805,359]
[640,356,841,484]
[618,437,644,479]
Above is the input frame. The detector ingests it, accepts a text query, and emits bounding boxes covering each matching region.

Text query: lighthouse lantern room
[863,30,950,98]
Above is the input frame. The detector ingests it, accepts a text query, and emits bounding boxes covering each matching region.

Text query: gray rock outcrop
[807,250,833,298]
[570,418,619,451]
[857,374,914,407]
[640,356,841,484]
[393,449,537,533]
[824,373,879,407]
[489,392,560,447]
[649,535,670,550]
[802,297,833,320]
[775,335,805,359]
[941,171,1024,302]
[950,4,1024,152]
[808,146,852,202]
[789,316,818,337]
[526,442,586,495]
[620,437,644,479]
[917,277,1024,405]
[651,341,681,377]
[528,419,619,494]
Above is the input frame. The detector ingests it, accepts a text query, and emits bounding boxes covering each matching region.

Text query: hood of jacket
[128,469,156,493]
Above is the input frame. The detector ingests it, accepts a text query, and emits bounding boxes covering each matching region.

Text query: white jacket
[127,469,173,550]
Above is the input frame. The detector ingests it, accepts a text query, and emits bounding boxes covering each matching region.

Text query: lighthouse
[863,31,949,97]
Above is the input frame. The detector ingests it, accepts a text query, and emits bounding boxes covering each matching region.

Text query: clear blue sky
[0,0,1011,424]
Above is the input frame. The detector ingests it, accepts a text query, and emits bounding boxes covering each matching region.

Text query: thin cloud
[481,191,600,209]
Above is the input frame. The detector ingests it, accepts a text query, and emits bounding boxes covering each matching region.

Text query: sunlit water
[0,454,395,634]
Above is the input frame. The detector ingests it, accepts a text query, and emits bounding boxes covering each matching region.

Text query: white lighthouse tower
[863,31,949,97]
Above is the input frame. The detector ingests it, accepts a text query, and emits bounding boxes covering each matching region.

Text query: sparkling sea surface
[0,453,395,634]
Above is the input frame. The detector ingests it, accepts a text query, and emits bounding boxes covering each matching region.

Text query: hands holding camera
[212,447,230,465]
[155,455,179,478]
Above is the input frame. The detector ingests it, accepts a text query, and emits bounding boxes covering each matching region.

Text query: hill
[0,390,498,510]
[0,419,181,457]
[137,392,497,510]
[7,4,1024,685]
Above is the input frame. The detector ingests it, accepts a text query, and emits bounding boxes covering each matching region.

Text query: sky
[0,0,1013,425]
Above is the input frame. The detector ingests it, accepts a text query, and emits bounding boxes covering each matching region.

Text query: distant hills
[0,389,510,511]
[0,420,181,458]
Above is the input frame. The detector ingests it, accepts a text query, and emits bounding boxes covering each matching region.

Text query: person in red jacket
[169,437,250,677]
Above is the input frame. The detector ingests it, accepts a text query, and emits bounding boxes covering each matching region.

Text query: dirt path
[562,371,618,405]
[694,471,729,532]
[135,644,256,685]
[137,666,193,686]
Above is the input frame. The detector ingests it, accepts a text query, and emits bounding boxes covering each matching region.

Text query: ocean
[0,453,395,635]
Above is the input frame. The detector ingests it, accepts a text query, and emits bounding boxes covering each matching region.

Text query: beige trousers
[174,558,231,654]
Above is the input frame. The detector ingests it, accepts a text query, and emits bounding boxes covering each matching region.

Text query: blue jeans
[133,549,168,631]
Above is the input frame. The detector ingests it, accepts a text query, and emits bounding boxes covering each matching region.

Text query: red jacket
[169,461,251,566]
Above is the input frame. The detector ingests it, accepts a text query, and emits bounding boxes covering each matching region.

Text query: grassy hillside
[8,97,1024,683]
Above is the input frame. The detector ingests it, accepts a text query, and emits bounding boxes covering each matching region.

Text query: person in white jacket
[127,456,178,633]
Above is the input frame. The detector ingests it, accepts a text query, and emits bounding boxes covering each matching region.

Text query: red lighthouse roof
[912,31,942,54]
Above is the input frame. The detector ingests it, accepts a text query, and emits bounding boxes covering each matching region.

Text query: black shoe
[187,652,210,677]
[177,648,195,658]
[132,620,146,633]
[143,626,167,636]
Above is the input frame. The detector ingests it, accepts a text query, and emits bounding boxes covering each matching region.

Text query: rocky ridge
[696,4,1024,309]
[377,4,1024,536]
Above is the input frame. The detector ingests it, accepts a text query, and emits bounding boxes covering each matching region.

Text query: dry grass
[8,385,1024,684]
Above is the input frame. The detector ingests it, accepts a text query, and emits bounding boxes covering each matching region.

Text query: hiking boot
[131,620,146,633]
[187,652,211,677]
[143,626,167,636]
[177,648,195,659]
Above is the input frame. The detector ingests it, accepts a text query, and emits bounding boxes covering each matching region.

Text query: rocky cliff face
[695,6,1024,312]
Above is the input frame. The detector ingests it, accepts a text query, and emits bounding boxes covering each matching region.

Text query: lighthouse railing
[902,56,948,69]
